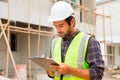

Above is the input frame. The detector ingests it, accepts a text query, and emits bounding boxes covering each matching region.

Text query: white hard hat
[48,1,75,22]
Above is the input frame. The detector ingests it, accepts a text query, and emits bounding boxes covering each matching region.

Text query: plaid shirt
[61,31,104,80]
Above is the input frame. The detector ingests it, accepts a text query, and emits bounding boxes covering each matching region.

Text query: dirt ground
[102,72,120,80]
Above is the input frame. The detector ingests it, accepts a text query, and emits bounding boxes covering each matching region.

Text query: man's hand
[50,63,70,75]
[46,70,54,78]
[50,63,90,80]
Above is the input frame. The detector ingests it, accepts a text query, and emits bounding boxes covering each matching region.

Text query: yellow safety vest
[51,32,91,80]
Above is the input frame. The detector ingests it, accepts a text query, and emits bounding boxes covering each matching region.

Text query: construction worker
[47,1,104,80]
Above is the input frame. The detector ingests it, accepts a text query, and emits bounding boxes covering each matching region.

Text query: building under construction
[0,0,120,80]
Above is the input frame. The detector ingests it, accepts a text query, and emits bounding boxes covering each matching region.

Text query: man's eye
[60,25,64,28]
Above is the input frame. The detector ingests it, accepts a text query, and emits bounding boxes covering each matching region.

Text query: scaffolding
[96,0,114,68]
[0,0,114,80]
[0,0,54,80]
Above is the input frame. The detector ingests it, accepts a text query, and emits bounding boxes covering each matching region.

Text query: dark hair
[65,16,75,26]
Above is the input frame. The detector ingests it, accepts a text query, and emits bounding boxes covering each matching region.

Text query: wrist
[68,66,72,74]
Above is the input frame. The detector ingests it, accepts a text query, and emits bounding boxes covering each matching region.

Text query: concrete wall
[0,33,20,70]
[96,0,120,66]
[18,33,52,64]
[0,0,53,72]
[96,0,120,43]
[0,32,52,76]
[0,0,52,27]
[114,43,120,66]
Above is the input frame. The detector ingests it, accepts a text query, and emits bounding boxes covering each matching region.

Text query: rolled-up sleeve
[86,37,104,80]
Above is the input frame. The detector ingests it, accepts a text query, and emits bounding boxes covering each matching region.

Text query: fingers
[50,64,59,71]
[46,70,54,78]
[50,63,70,74]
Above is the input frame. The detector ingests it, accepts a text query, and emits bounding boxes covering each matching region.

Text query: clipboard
[29,57,59,71]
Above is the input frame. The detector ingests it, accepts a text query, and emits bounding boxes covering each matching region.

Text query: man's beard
[58,26,71,38]
[61,30,71,39]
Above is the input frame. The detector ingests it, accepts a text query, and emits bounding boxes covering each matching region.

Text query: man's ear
[70,18,75,27]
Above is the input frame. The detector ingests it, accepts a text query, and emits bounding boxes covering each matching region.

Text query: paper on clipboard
[29,57,59,71]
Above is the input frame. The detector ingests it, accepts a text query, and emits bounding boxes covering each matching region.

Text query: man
[47,1,104,80]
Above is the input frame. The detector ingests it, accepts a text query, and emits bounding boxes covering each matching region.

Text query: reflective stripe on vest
[51,32,90,80]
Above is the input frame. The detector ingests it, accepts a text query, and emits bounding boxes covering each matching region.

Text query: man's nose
[57,27,61,33]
